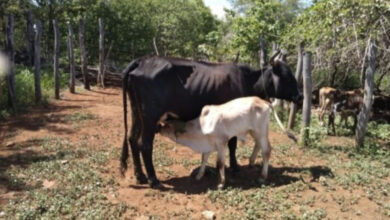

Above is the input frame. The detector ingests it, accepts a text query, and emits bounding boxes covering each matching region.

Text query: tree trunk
[67,22,75,93]
[259,36,267,68]
[103,41,113,83]
[288,42,304,129]
[79,18,90,90]
[6,14,15,110]
[360,42,369,88]
[330,64,338,87]
[98,18,105,88]
[34,20,42,103]
[300,51,312,147]
[272,42,278,53]
[153,37,159,56]
[25,11,34,66]
[355,40,377,149]
[53,19,60,99]
[233,51,240,64]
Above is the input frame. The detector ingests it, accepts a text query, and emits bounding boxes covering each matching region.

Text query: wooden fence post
[67,22,75,93]
[288,42,304,129]
[53,19,60,99]
[259,36,267,69]
[79,18,90,90]
[98,18,105,88]
[355,40,377,148]
[26,11,34,66]
[300,51,312,147]
[6,14,15,110]
[34,20,42,103]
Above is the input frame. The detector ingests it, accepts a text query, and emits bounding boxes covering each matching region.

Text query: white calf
[159,96,296,188]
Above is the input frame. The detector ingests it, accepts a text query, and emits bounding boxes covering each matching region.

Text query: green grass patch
[64,112,97,122]
[2,137,127,219]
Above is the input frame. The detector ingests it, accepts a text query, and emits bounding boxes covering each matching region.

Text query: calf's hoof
[217,183,225,190]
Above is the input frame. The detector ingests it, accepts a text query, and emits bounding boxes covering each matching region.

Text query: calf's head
[158,120,187,140]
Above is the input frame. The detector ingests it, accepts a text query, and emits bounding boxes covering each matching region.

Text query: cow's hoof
[217,183,225,190]
[230,165,240,173]
[149,179,163,189]
[256,178,268,186]
[135,174,148,184]
[195,173,203,181]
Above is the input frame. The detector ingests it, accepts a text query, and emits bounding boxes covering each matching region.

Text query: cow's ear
[269,49,281,67]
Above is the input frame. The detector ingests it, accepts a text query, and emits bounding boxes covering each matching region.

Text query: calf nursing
[159,97,296,188]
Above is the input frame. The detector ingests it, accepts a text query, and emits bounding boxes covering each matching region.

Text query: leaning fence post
[259,36,267,69]
[34,20,42,103]
[300,51,312,147]
[98,18,105,88]
[53,19,60,99]
[79,18,90,90]
[6,14,16,111]
[355,40,376,149]
[67,22,75,93]
[26,11,34,66]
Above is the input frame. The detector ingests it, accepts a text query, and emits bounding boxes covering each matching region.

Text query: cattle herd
[317,86,390,135]
[119,52,389,189]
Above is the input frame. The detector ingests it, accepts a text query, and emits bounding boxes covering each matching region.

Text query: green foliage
[2,0,218,64]
[281,0,390,90]
[0,66,69,119]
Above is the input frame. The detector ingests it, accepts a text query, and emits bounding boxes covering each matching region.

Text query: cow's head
[254,50,303,105]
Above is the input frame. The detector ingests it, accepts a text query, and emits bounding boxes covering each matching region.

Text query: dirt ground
[1,87,389,219]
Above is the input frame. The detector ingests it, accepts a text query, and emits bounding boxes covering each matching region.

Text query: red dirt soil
[0,87,384,219]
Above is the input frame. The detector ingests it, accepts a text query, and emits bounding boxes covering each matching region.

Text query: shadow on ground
[157,164,333,194]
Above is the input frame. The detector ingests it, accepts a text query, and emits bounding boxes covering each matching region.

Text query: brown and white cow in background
[318,87,340,125]
[158,97,296,189]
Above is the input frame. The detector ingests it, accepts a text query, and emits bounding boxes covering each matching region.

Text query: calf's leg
[249,138,261,167]
[196,152,211,180]
[259,138,271,183]
[216,147,226,189]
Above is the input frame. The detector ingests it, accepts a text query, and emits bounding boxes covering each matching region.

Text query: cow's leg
[228,137,239,172]
[258,138,271,183]
[126,104,148,184]
[129,128,147,184]
[352,114,358,132]
[139,121,161,188]
[196,152,211,180]
[328,112,336,135]
[216,146,226,189]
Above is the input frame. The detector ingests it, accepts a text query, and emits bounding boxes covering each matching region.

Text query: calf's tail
[120,59,139,176]
[269,105,298,143]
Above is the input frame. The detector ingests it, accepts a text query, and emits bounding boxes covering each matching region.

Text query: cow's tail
[269,105,298,143]
[120,59,139,177]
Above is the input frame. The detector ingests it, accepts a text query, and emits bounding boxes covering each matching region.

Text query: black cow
[121,50,302,187]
